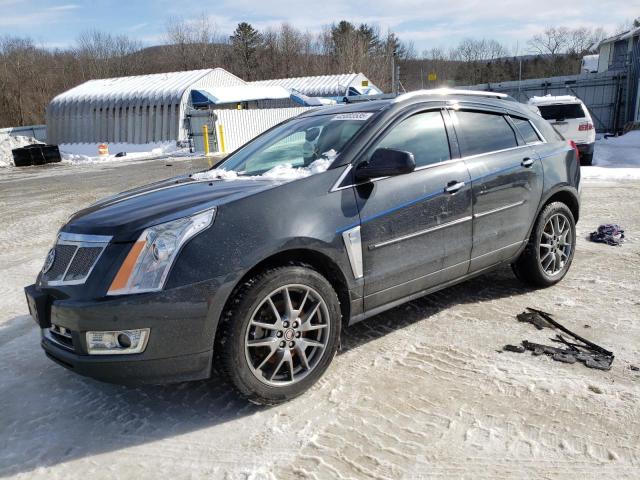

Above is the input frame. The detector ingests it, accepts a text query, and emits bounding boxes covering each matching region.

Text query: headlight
[107,208,216,295]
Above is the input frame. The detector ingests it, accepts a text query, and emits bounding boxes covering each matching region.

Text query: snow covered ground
[59,142,191,164]
[0,140,193,168]
[583,131,640,180]
[0,156,639,479]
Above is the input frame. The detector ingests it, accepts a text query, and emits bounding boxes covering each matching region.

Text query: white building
[250,73,381,100]
[46,69,381,151]
[596,26,640,73]
[46,68,245,145]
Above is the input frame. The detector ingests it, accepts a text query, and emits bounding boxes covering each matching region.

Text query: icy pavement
[1,157,639,479]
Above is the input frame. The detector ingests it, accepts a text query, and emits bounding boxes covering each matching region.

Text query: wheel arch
[220,248,352,331]
[538,186,580,224]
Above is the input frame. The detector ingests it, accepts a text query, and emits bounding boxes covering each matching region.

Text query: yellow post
[203,124,211,166]
[218,123,226,153]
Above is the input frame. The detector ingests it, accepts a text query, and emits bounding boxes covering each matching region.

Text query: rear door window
[453,111,518,157]
[537,104,585,121]
[375,111,451,168]
[511,117,541,144]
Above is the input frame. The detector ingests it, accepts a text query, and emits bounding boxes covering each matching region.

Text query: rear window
[453,111,518,157]
[511,117,541,144]
[538,104,585,120]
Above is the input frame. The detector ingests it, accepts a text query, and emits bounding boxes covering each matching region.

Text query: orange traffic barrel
[98,143,109,156]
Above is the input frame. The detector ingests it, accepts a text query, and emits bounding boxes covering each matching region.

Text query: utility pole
[391,53,397,95]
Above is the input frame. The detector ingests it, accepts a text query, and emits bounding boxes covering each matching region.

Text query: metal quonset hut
[46,68,245,145]
[249,73,381,101]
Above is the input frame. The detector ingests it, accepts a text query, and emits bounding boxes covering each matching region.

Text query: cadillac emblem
[43,248,56,274]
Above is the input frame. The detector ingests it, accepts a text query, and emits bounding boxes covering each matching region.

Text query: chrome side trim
[473,200,525,219]
[330,164,354,192]
[342,225,363,279]
[369,215,472,250]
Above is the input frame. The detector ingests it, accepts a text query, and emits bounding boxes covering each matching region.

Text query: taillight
[569,140,580,163]
[578,122,594,131]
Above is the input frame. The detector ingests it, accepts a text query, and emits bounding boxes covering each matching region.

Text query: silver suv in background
[529,95,596,165]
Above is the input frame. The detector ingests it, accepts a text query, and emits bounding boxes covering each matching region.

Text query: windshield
[217,112,373,176]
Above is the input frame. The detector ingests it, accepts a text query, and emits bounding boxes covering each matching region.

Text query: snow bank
[593,131,640,168]
[580,167,640,180]
[59,142,189,164]
[583,131,640,180]
[0,135,43,168]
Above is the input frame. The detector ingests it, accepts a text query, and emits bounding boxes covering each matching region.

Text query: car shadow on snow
[0,266,533,476]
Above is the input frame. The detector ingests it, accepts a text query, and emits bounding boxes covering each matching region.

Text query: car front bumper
[26,280,227,385]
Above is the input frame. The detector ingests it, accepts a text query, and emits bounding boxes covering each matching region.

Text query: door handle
[521,157,534,168]
[445,180,465,194]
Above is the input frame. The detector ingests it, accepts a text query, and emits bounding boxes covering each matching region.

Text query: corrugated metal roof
[46,68,246,144]
[250,73,373,97]
[49,68,242,107]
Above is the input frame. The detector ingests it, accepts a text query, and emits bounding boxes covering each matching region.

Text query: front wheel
[512,202,576,287]
[216,265,341,405]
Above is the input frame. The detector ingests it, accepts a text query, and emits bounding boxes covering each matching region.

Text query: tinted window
[512,117,541,144]
[538,104,585,120]
[453,111,518,156]
[375,111,450,168]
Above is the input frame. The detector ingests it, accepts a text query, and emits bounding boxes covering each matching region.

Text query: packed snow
[583,130,640,180]
[191,151,336,182]
[59,142,189,164]
[0,135,43,167]
[1,156,640,479]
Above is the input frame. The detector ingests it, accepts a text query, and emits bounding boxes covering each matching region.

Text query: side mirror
[355,148,416,181]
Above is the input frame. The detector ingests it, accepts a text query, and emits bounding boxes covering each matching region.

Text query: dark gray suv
[25,90,580,404]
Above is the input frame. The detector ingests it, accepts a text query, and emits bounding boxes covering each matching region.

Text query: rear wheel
[513,202,576,287]
[216,265,341,405]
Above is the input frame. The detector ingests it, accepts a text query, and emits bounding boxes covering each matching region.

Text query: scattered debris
[504,308,615,371]
[590,224,625,246]
[503,344,525,353]
[517,310,551,330]
[584,324,591,329]
[630,365,639,372]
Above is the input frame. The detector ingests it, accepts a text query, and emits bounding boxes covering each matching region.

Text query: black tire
[215,265,341,405]
[512,202,576,287]
[580,153,593,166]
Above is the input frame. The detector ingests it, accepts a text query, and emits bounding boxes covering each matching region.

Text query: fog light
[86,329,149,355]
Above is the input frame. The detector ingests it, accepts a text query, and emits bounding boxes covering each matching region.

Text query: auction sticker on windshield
[332,112,373,121]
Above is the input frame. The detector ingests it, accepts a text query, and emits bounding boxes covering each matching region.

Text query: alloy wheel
[244,284,330,386]
[539,213,573,276]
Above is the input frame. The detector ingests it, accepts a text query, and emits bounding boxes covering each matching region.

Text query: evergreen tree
[230,22,262,80]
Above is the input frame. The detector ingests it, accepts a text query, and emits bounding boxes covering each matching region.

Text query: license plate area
[24,285,51,328]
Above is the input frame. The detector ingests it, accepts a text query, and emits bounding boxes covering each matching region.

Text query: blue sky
[1,0,637,53]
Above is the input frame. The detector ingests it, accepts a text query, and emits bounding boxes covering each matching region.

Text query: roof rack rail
[342,93,397,103]
[392,88,511,103]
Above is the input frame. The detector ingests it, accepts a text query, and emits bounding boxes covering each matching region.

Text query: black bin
[12,144,61,167]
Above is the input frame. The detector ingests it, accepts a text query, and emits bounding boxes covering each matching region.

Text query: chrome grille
[41,233,112,286]
[47,244,77,281]
[64,247,103,281]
